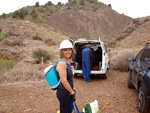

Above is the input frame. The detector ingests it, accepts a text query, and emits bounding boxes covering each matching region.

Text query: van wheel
[74,74,78,78]
[107,62,110,69]
[102,72,107,79]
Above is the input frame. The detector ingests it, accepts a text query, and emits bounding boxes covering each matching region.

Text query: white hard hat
[59,40,73,49]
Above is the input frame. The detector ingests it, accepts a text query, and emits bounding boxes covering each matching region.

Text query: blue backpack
[44,59,66,90]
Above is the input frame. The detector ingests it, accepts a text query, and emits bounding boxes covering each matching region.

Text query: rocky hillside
[2,0,133,43]
[0,18,68,83]
[44,6,133,43]
[116,16,150,49]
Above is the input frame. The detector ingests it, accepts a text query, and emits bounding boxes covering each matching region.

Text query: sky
[0,0,150,18]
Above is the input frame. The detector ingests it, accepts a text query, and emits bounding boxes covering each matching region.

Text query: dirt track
[0,69,139,113]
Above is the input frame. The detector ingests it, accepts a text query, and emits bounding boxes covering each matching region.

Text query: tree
[108,4,112,8]
[47,1,53,5]
[35,2,39,7]
[1,13,6,18]
[57,2,62,5]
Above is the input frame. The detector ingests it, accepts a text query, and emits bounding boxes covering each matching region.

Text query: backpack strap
[55,59,67,67]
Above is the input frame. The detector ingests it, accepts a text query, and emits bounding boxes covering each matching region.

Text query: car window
[135,49,144,61]
[141,49,150,61]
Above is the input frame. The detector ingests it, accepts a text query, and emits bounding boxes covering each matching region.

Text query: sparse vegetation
[107,4,112,8]
[0,13,6,18]
[31,8,38,19]
[0,32,7,41]
[49,9,53,14]
[32,48,51,63]
[30,18,42,23]
[3,39,24,46]
[44,39,56,46]
[124,27,135,34]
[38,7,44,13]
[133,19,139,24]
[12,8,28,19]
[79,0,85,5]
[116,36,125,41]
[0,57,17,72]
[93,5,98,12]
[107,42,116,48]
[32,36,42,40]
[42,12,51,18]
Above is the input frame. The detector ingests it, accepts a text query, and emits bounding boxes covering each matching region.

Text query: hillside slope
[44,6,133,43]
[116,16,150,49]
[0,18,68,83]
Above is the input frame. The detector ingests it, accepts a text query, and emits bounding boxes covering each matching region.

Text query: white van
[70,38,110,79]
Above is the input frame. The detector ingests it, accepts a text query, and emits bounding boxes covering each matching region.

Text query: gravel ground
[0,69,139,113]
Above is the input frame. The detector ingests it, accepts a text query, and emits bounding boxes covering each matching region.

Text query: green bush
[116,36,125,41]
[32,12,38,19]
[32,48,51,63]
[107,42,116,48]
[35,2,39,7]
[0,57,17,71]
[0,13,6,18]
[49,9,53,13]
[0,32,7,41]
[42,12,51,18]
[31,8,38,19]
[30,18,42,23]
[31,9,38,19]
[67,5,71,10]
[44,3,48,7]
[124,27,135,34]
[38,7,44,13]
[12,8,28,19]
[93,5,98,12]
[107,4,112,8]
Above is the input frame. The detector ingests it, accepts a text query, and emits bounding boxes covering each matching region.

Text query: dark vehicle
[128,45,150,113]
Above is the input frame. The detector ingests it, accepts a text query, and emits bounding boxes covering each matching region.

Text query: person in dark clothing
[56,40,76,113]
[82,45,93,82]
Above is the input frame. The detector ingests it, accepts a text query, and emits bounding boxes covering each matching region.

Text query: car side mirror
[127,57,134,62]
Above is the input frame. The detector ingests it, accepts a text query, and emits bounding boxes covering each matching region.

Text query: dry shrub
[44,38,56,46]
[110,49,138,72]
[0,62,44,83]
[3,38,25,46]
[32,35,43,40]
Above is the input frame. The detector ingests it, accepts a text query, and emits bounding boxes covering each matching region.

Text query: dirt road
[0,69,139,113]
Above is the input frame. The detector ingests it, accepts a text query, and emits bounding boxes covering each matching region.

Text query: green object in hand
[85,104,92,113]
